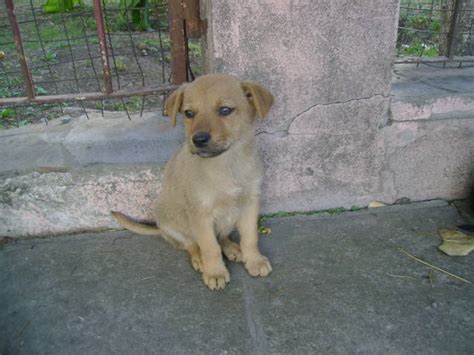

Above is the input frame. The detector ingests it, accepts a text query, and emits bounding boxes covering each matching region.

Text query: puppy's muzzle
[191,131,229,158]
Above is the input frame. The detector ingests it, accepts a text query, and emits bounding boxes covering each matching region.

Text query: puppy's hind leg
[219,236,242,262]
[185,243,203,273]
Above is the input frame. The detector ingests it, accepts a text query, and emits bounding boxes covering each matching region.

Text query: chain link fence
[396,0,474,64]
[0,0,202,128]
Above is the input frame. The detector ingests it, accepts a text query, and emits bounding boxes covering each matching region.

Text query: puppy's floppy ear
[241,81,274,119]
[164,85,186,127]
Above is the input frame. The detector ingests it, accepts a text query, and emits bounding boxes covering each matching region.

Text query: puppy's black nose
[192,132,211,148]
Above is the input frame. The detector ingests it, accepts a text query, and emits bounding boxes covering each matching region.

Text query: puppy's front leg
[195,218,230,290]
[237,199,272,277]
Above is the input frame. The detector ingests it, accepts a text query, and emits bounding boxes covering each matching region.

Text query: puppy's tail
[111,211,161,236]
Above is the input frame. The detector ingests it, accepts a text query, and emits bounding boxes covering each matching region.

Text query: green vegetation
[1,108,15,119]
[259,207,358,223]
[42,0,83,13]
[43,51,57,62]
[397,1,443,57]
[114,56,128,71]
[120,0,150,31]
[140,36,171,50]
[265,206,365,221]
[257,205,366,233]
[0,0,196,129]
[95,96,144,112]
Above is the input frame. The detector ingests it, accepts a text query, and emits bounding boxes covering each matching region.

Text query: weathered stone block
[258,96,389,212]
[384,119,474,202]
[0,165,162,237]
[0,112,183,172]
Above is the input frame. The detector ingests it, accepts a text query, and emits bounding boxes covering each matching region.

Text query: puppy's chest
[210,188,246,236]
[210,165,260,202]
[199,157,262,229]
[206,177,250,209]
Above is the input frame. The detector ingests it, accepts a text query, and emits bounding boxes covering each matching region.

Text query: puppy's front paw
[244,254,272,277]
[202,265,230,290]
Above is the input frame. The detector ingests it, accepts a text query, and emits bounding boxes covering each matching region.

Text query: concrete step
[0,112,182,237]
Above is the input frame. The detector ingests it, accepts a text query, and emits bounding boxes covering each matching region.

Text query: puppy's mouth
[190,144,230,158]
[195,147,229,158]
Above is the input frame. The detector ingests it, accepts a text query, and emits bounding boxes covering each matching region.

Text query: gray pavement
[392,63,474,98]
[1,200,473,354]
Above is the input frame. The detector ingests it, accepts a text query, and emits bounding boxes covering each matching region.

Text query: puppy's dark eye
[184,110,195,119]
[218,106,234,116]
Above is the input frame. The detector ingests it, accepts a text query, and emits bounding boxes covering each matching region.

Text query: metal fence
[396,0,474,64]
[0,0,203,128]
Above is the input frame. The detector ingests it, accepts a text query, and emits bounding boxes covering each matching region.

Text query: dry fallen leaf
[258,226,272,235]
[368,201,386,208]
[438,229,474,256]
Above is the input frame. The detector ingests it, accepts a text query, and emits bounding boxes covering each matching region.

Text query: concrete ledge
[0,112,182,237]
[0,164,162,237]
[391,93,474,122]
[0,111,184,172]
[391,64,474,122]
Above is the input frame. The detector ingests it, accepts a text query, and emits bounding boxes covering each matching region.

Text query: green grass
[95,96,144,112]
[397,1,443,57]
[399,41,439,57]
[140,36,170,49]
[258,206,365,224]
[1,108,15,119]
[35,86,48,95]
[43,51,57,62]
[114,56,128,71]
[0,77,23,99]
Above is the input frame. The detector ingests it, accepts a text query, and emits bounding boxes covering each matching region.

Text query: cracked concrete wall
[203,0,401,211]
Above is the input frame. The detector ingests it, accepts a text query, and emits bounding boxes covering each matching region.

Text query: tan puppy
[112,74,273,290]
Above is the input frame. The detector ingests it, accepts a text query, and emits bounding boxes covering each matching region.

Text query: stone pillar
[202,0,400,212]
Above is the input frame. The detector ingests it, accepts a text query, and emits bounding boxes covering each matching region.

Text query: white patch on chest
[212,201,241,238]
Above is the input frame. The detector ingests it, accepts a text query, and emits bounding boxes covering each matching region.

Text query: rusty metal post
[183,0,205,38]
[93,0,113,94]
[5,0,35,99]
[169,1,187,84]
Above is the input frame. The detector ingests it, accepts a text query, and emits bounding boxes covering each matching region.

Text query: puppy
[112,74,273,290]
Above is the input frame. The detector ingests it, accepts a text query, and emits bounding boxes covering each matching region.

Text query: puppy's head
[164,74,273,158]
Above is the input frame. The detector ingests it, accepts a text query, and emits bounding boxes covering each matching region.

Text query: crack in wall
[256,94,390,137]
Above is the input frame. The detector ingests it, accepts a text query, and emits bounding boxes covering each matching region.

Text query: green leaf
[1,108,15,119]
[120,0,150,31]
[36,86,48,95]
[42,0,82,13]
[258,226,272,235]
